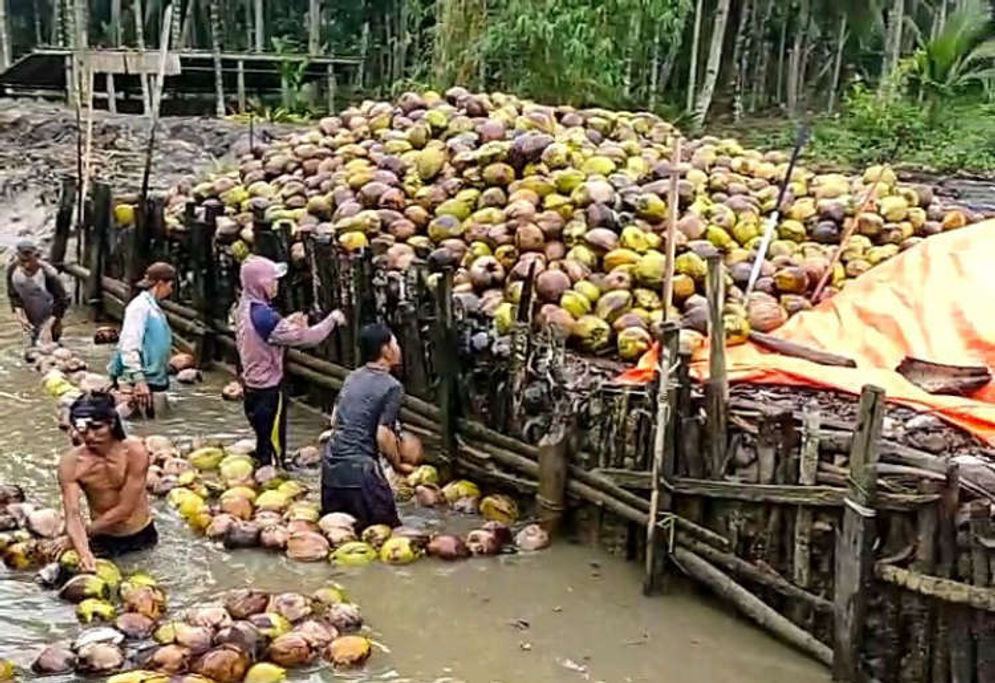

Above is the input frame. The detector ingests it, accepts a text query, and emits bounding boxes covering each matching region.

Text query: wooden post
[189,208,217,369]
[326,63,336,113]
[85,182,112,320]
[790,405,819,626]
[435,267,457,461]
[536,421,569,536]
[832,384,885,681]
[934,463,960,682]
[237,59,246,112]
[644,321,680,595]
[904,480,939,682]
[50,177,76,268]
[970,500,995,682]
[312,236,343,364]
[704,253,727,478]
[399,300,428,396]
[126,197,152,297]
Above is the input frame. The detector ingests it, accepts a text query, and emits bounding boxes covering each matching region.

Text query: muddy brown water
[0,293,827,682]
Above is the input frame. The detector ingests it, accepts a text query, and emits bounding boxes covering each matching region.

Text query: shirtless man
[58,392,156,571]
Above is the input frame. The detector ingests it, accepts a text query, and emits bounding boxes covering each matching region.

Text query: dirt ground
[0,99,299,250]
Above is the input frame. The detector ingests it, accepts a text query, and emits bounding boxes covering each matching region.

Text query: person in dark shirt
[7,239,69,345]
[321,323,412,530]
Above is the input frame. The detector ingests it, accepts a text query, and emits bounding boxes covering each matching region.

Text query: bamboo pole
[134,0,151,114]
[139,3,175,206]
[644,139,682,594]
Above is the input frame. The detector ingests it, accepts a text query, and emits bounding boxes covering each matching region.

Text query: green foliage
[905,0,995,121]
[432,0,692,108]
[720,84,995,174]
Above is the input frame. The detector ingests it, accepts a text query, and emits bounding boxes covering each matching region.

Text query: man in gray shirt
[7,239,69,345]
[321,323,413,529]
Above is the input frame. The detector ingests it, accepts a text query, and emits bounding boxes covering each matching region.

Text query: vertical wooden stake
[933,464,960,681]
[970,500,995,682]
[399,300,428,396]
[435,267,457,461]
[644,321,680,595]
[832,384,885,681]
[50,177,76,268]
[905,480,939,682]
[237,59,246,112]
[704,253,727,478]
[536,422,569,536]
[86,182,112,321]
[326,63,336,113]
[790,405,819,626]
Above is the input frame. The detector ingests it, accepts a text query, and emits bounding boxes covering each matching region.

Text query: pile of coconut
[147,434,550,566]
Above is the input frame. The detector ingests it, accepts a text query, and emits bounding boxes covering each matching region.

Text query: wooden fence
[51,180,995,681]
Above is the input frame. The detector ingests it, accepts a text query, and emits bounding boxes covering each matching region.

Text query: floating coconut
[268,593,312,623]
[191,645,250,683]
[427,534,470,561]
[515,524,551,551]
[266,633,314,668]
[324,603,363,632]
[76,642,124,674]
[32,644,77,674]
[324,635,371,668]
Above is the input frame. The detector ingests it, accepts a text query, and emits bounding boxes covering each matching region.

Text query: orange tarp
[623,220,995,444]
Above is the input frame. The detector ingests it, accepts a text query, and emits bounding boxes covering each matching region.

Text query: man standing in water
[235,256,344,468]
[6,239,69,345]
[108,262,176,418]
[58,392,156,571]
[322,323,412,530]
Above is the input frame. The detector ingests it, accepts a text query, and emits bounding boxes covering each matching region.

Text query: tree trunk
[33,0,43,45]
[659,30,683,95]
[775,3,788,104]
[786,0,809,116]
[748,0,771,111]
[107,0,121,113]
[253,0,263,51]
[359,19,369,90]
[685,0,704,113]
[308,0,319,54]
[170,0,182,48]
[180,0,194,47]
[209,0,224,116]
[134,0,150,113]
[883,0,904,80]
[732,0,753,122]
[0,0,10,71]
[828,15,847,114]
[692,0,731,129]
[649,23,661,109]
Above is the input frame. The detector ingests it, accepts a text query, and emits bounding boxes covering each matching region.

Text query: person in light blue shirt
[108,262,175,418]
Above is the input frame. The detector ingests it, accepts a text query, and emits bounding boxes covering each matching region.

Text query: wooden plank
[49,177,76,268]
[877,563,995,612]
[833,384,885,682]
[82,49,182,75]
[791,406,819,626]
[748,330,856,367]
[669,478,933,510]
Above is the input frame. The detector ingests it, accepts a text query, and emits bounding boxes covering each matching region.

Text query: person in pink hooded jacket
[235,256,345,467]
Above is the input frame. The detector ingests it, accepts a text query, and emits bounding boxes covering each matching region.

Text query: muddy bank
[0,99,301,249]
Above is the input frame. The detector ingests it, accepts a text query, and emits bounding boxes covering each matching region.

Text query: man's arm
[87,441,150,536]
[57,453,96,572]
[263,307,344,348]
[377,384,411,474]
[44,263,69,318]
[6,262,21,311]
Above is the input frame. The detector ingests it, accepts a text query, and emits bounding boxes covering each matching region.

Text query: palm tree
[907,0,995,121]
[685,0,704,113]
[692,0,731,128]
[0,0,10,71]
[209,0,224,115]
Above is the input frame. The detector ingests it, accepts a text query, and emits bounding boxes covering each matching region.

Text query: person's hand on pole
[329,309,346,327]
